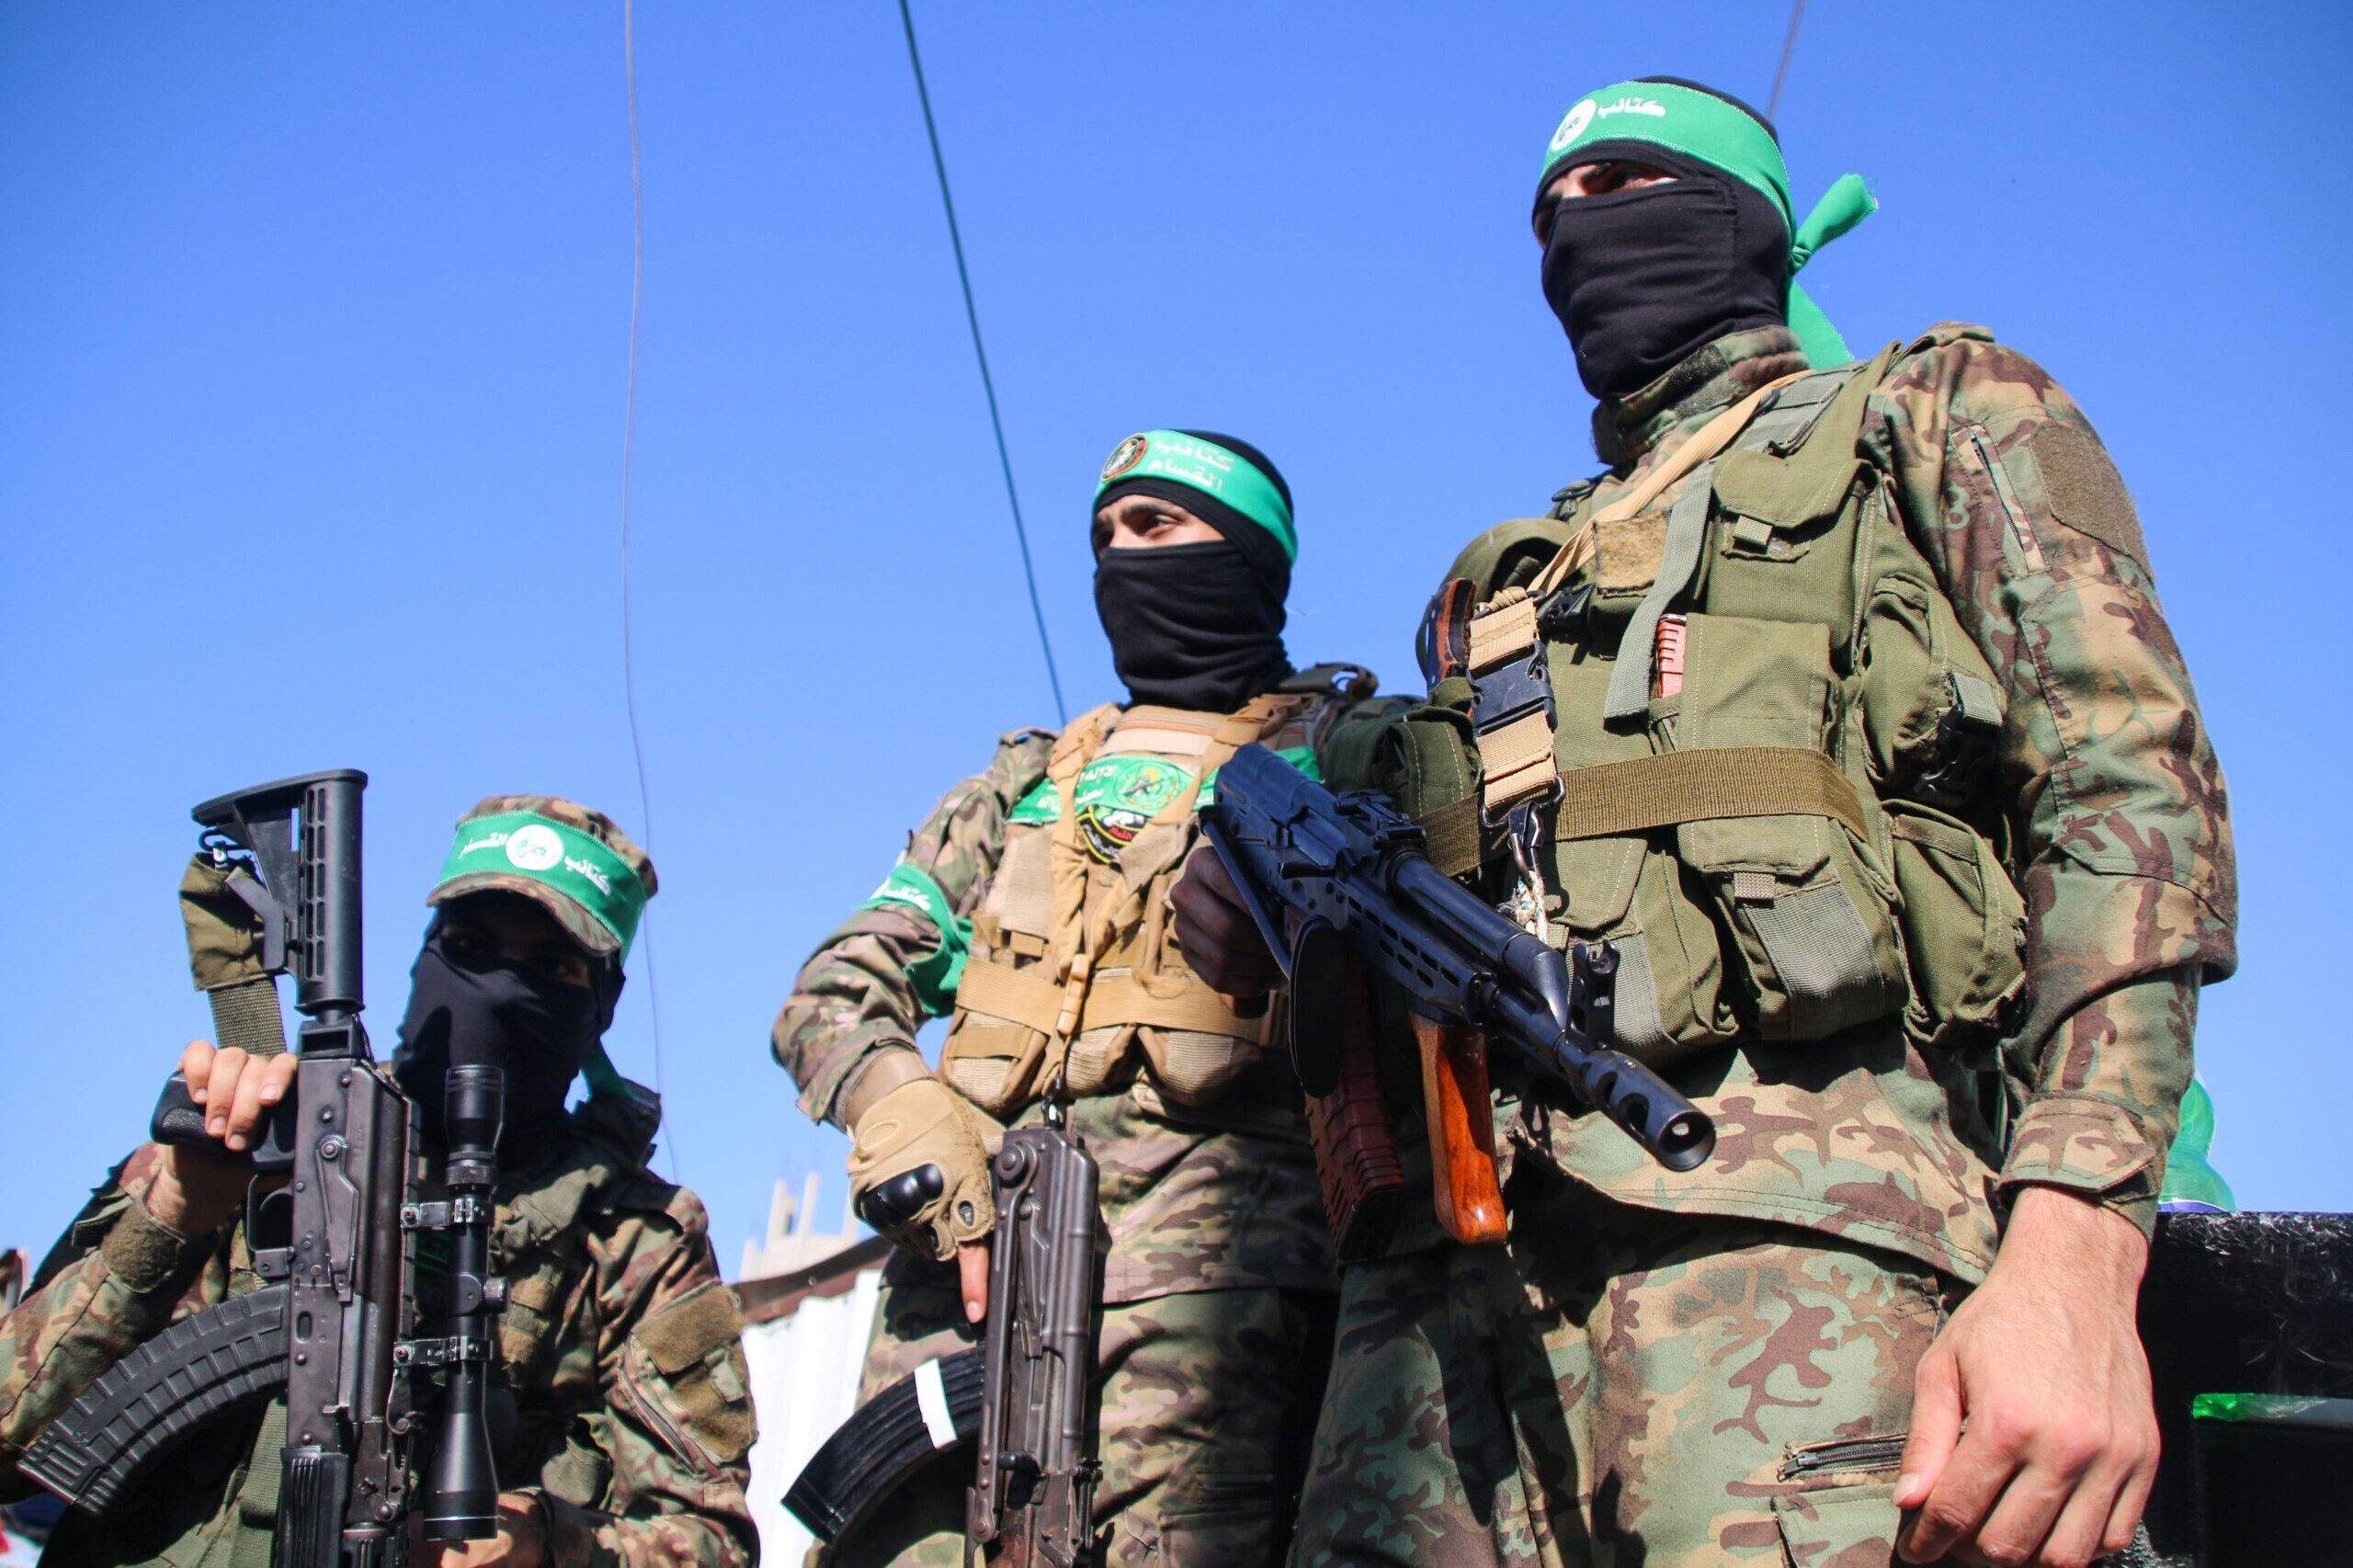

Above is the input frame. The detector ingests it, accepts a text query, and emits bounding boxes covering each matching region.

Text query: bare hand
[413,1492,548,1567]
[149,1040,298,1233]
[1168,845,1281,998]
[959,1240,990,1324]
[1896,1186,2157,1567]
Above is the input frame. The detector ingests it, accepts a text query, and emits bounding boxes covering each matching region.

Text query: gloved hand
[847,1074,1003,1262]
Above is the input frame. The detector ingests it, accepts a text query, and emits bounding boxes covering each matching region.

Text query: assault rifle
[783,1122,1102,1565]
[19,771,510,1564]
[1200,744,1714,1255]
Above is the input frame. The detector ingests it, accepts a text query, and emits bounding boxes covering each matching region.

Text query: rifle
[965,1122,1101,1567]
[19,771,510,1563]
[782,1125,1103,1563]
[1200,744,1714,1250]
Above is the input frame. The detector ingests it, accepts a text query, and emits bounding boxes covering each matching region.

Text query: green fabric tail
[1785,174,1876,368]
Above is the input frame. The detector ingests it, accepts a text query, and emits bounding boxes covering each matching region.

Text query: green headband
[1095,430,1297,562]
[1538,79,1877,369]
[434,811,651,958]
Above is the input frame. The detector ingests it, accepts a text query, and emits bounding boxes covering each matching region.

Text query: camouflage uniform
[1292,324,2235,1564]
[774,721,1342,1565]
[0,1095,759,1568]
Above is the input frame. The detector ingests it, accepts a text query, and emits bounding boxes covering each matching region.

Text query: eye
[442,926,491,963]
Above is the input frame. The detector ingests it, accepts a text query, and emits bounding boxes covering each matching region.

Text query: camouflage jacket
[772,720,1339,1304]
[1361,323,2234,1276]
[0,1096,758,1567]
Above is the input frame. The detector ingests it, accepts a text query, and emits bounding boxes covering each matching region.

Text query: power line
[619,0,676,1177]
[1768,0,1807,121]
[895,0,1067,725]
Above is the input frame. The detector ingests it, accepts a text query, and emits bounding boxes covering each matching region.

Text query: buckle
[1470,648,1552,732]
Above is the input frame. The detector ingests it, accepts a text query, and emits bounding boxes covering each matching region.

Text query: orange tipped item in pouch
[1654,614,1687,699]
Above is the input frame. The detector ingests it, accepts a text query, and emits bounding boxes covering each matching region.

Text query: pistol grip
[1412,1015,1506,1245]
[150,1072,299,1172]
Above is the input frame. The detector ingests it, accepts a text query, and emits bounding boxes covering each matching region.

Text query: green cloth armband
[859,862,972,1017]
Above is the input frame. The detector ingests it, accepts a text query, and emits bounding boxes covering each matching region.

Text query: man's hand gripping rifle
[19,772,509,1565]
[1200,744,1714,1255]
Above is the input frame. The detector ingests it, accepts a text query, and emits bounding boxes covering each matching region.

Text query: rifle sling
[230,1399,290,1565]
[207,980,288,1062]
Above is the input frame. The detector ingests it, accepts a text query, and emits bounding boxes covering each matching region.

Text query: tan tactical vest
[1411,339,2026,1062]
[941,692,1343,1114]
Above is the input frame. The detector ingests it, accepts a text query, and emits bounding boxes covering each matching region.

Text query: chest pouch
[942,699,1303,1115]
[1482,353,1945,1056]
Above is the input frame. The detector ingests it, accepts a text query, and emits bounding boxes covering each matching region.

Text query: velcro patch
[637,1279,746,1374]
[2031,423,2151,574]
[1596,511,1668,595]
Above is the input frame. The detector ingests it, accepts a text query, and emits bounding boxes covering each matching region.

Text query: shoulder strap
[1527,369,1813,602]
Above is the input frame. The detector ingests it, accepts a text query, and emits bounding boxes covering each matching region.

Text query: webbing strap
[1529,370,1812,602]
[1603,454,1724,721]
[957,958,1065,1035]
[1415,795,1483,878]
[206,981,288,1061]
[956,959,1256,1040]
[226,1398,289,1568]
[1082,973,1253,1037]
[1551,746,1869,843]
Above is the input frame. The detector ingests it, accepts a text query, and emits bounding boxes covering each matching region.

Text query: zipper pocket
[1967,429,2045,574]
[1779,1434,1907,1482]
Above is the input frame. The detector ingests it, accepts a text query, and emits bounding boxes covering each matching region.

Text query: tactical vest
[1417,341,2026,1061]
[942,686,1355,1115]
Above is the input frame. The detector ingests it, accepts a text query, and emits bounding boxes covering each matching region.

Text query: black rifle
[964,1123,1101,1567]
[785,1125,1101,1562]
[1200,744,1714,1246]
[19,771,509,1564]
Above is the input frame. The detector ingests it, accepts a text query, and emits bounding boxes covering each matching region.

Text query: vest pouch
[1884,799,2026,1060]
[1549,648,1740,1058]
[1856,572,2006,803]
[940,1010,1050,1116]
[1670,613,1907,1043]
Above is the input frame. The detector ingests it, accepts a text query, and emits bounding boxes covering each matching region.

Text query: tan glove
[847,1072,1002,1261]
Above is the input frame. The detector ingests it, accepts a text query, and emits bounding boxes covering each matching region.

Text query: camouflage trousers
[1291,1180,1962,1567]
[821,1254,1335,1567]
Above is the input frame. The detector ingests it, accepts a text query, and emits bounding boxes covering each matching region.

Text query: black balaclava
[1093,430,1293,713]
[392,913,619,1153]
[1539,81,1792,403]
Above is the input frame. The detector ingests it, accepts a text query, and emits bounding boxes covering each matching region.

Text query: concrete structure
[734,1175,889,1565]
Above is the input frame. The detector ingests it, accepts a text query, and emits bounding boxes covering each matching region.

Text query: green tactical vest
[47,1096,663,1568]
[1384,338,2027,1062]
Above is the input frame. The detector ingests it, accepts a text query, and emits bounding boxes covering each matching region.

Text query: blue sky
[5,1,2347,1264]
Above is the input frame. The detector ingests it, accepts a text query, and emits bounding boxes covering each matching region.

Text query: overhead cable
[895,0,1069,724]
[1768,0,1807,121]
[618,0,676,1176]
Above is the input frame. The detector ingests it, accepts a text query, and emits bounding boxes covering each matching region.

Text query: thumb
[1896,1347,1962,1509]
[958,1241,991,1324]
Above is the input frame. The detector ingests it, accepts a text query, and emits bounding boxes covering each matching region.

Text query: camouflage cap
[426,796,658,960]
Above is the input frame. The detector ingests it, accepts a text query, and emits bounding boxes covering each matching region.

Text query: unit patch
[1007,747,1323,865]
[1100,434,1149,483]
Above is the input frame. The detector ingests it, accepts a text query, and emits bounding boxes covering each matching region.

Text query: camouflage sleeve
[1868,325,2237,1235]
[771,727,1055,1126]
[533,1185,757,1568]
[0,1147,229,1498]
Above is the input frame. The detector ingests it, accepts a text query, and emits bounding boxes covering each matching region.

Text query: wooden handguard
[1412,1014,1507,1244]
[1302,947,1407,1262]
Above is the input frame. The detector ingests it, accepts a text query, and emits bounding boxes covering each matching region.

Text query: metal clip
[1504,798,1551,943]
